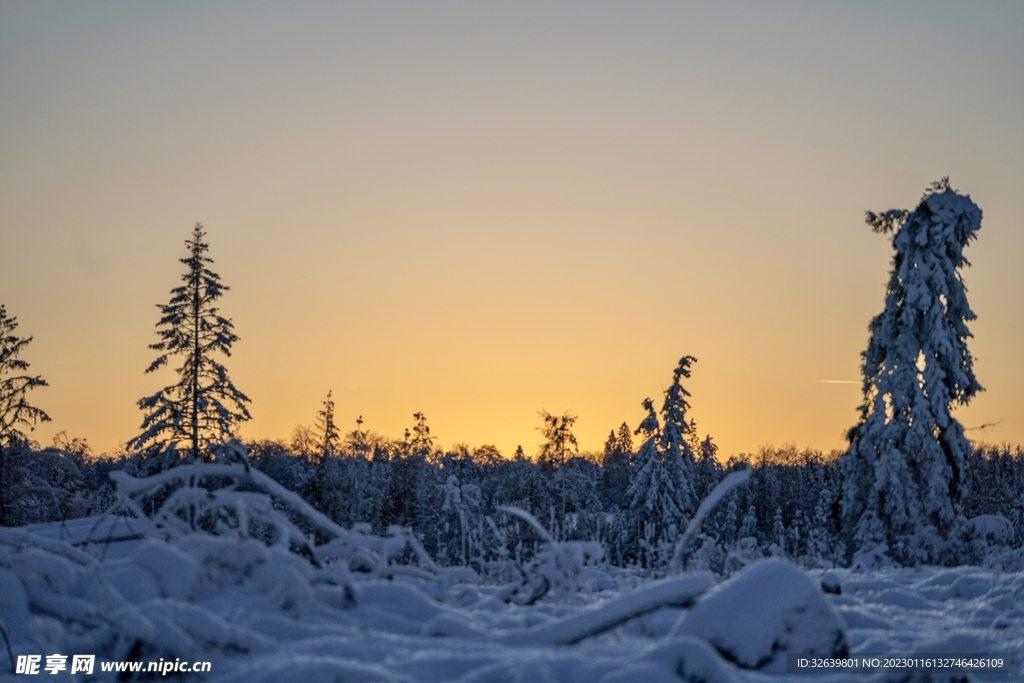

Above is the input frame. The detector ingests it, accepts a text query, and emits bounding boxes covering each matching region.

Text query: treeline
[3,434,1022,572]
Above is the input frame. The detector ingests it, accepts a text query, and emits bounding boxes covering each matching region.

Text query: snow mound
[962,515,1013,544]
[677,558,849,673]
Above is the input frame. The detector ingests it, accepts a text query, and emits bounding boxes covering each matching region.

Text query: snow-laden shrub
[956,514,1024,570]
[111,461,441,580]
[496,506,607,603]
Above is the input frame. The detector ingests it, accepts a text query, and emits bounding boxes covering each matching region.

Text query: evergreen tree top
[660,356,697,461]
[0,305,51,439]
[856,180,983,430]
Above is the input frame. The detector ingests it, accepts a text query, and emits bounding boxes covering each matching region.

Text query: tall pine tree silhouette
[840,179,982,566]
[315,390,340,458]
[0,305,50,444]
[130,223,251,463]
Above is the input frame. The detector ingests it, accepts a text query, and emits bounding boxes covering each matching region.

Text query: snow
[675,558,847,673]
[2,467,1021,682]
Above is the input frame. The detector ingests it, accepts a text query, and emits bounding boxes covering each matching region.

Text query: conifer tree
[659,356,697,462]
[616,421,633,455]
[346,415,370,458]
[537,410,579,470]
[722,498,738,546]
[613,398,686,567]
[0,306,51,526]
[659,358,700,511]
[739,504,758,540]
[315,390,340,457]
[771,507,786,555]
[603,429,618,458]
[659,356,699,515]
[130,223,251,462]
[840,179,983,565]
[0,305,50,443]
[601,421,632,510]
[409,411,435,457]
[536,410,579,538]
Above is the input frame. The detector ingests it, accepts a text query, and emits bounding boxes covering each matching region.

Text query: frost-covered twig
[496,506,553,544]
[669,468,752,573]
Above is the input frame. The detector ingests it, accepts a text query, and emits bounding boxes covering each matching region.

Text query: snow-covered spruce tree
[612,398,686,567]
[739,503,758,540]
[0,304,51,444]
[129,223,251,464]
[659,356,697,517]
[840,179,983,566]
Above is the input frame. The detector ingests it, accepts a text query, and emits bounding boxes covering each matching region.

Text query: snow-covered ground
[2,465,1020,682]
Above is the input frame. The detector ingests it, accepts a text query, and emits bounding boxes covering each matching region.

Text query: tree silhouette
[537,409,578,471]
[315,390,340,458]
[0,304,50,443]
[130,223,251,463]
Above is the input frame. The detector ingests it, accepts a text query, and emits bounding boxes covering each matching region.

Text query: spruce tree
[130,223,251,462]
[409,411,436,458]
[659,356,698,516]
[840,179,983,565]
[739,504,758,540]
[315,390,340,457]
[614,398,685,567]
[346,415,370,459]
[537,410,579,538]
[0,305,52,526]
[537,410,579,470]
[616,421,633,454]
[0,305,50,443]
[601,421,632,510]
[603,429,618,458]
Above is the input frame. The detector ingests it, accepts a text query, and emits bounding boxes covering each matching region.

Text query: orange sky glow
[2,2,1022,460]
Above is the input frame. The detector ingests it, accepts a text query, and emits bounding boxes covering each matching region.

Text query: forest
[2,418,1023,574]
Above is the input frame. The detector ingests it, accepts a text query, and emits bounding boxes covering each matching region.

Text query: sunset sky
[2,2,1022,459]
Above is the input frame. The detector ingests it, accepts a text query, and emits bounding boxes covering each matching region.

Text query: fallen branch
[498,573,714,645]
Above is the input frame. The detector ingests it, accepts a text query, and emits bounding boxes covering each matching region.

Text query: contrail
[965,420,1003,432]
